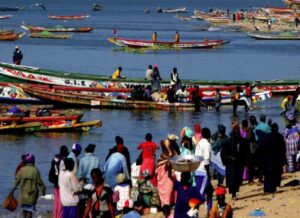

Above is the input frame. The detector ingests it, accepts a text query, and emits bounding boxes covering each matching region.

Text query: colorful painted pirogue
[21,25,94,33]
[0,32,25,41]
[0,83,41,103]
[29,31,72,39]
[107,37,230,49]
[48,15,89,20]
[0,108,101,133]
[0,62,298,94]
[20,84,272,111]
[248,32,300,40]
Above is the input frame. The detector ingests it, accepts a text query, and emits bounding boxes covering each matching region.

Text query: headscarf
[157,139,177,166]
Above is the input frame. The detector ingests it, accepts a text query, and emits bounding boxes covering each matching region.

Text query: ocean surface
[0,0,299,216]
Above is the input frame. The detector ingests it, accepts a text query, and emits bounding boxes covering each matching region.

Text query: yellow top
[152,33,157,43]
[112,69,121,79]
[281,97,290,109]
[175,32,180,43]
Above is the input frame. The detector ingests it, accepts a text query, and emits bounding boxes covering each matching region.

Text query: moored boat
[93,3,103,11]
[21,25,94,33]
[48,14,90,20]
[0,15,12,19]
[157,7,187,13]
[0,83,41,103]
[0,6,25,11]
[248,32,300,40]
[107,37,230,49]
[0,63,298,95]
[0,32,25,41]
[29,31,72,39]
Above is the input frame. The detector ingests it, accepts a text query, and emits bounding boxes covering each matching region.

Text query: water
[0,0,299,216]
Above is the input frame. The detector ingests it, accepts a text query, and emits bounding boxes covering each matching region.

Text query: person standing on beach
[13,46,23,65]
[195,127,214,216]
[11,154,46,218]
[59,158,84,218]
[77,144,101,184]
[67,143,82,174]
[48,145,69,218]
[221,121,243,200]
[284,113,300,173]
[209,186,233,218]
[137,133,158,186]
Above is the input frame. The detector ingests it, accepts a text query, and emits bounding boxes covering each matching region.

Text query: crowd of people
[10,112,299,218]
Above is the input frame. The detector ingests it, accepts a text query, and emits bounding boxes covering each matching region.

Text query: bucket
[2,194,18,212]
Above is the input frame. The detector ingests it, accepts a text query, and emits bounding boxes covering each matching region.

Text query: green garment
[12,164,46,205]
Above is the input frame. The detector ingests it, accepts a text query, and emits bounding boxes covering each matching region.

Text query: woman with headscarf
[155,139,178,207]
[220,121,243,199]
[180,127,194,154]
[193,123,202,146]
[11,154,46,218]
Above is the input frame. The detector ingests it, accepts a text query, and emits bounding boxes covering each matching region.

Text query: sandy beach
[143,170,300,218]
[212,19,299,33]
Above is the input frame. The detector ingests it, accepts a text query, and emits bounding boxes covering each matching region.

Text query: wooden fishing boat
[0,32,25,41]
[0,15,12,19]
[0,29,14,35]
[0,63,298,95]
[0,83,42,103]
[0,120,101,133]
[21,25,94,33]
[37,120,102,132]
[93,3,103,11]
[157,7,187,13]
[48,15,89,20]
[0,7,25,11]
[21,85,272,110]
[107,37,230,49]
[30,31,71,39]
[248,32,300,40]
[0,109,83,124]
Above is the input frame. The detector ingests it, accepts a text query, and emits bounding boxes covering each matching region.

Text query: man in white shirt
[195,127,213,216]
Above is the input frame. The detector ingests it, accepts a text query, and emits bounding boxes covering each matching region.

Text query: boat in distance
[107,37,230,49]
[21,25,94,33]
[48,14,90,20]
[29,31,72,39]
[248,32,300,40]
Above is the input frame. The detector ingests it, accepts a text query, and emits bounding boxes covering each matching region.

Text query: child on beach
[172,172,204,218]
[209,186,233,218]
[113,173,131,214]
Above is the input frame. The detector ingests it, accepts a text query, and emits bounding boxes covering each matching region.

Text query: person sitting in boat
[112,66,125,80]
[175,86,189,103]
[170,67,181,90]
[13,46,23,65]
[152,32,157,43]
[174,31,180,43]
[143,85,152,101]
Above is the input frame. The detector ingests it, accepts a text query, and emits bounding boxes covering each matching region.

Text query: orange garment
[175,33,180,43]
[152,33,157,43]
[209,203,233,218]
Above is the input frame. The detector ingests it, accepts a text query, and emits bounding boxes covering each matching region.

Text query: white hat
[167,134,178,141]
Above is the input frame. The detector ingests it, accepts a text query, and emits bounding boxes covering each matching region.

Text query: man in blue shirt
[77,144,101,184]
